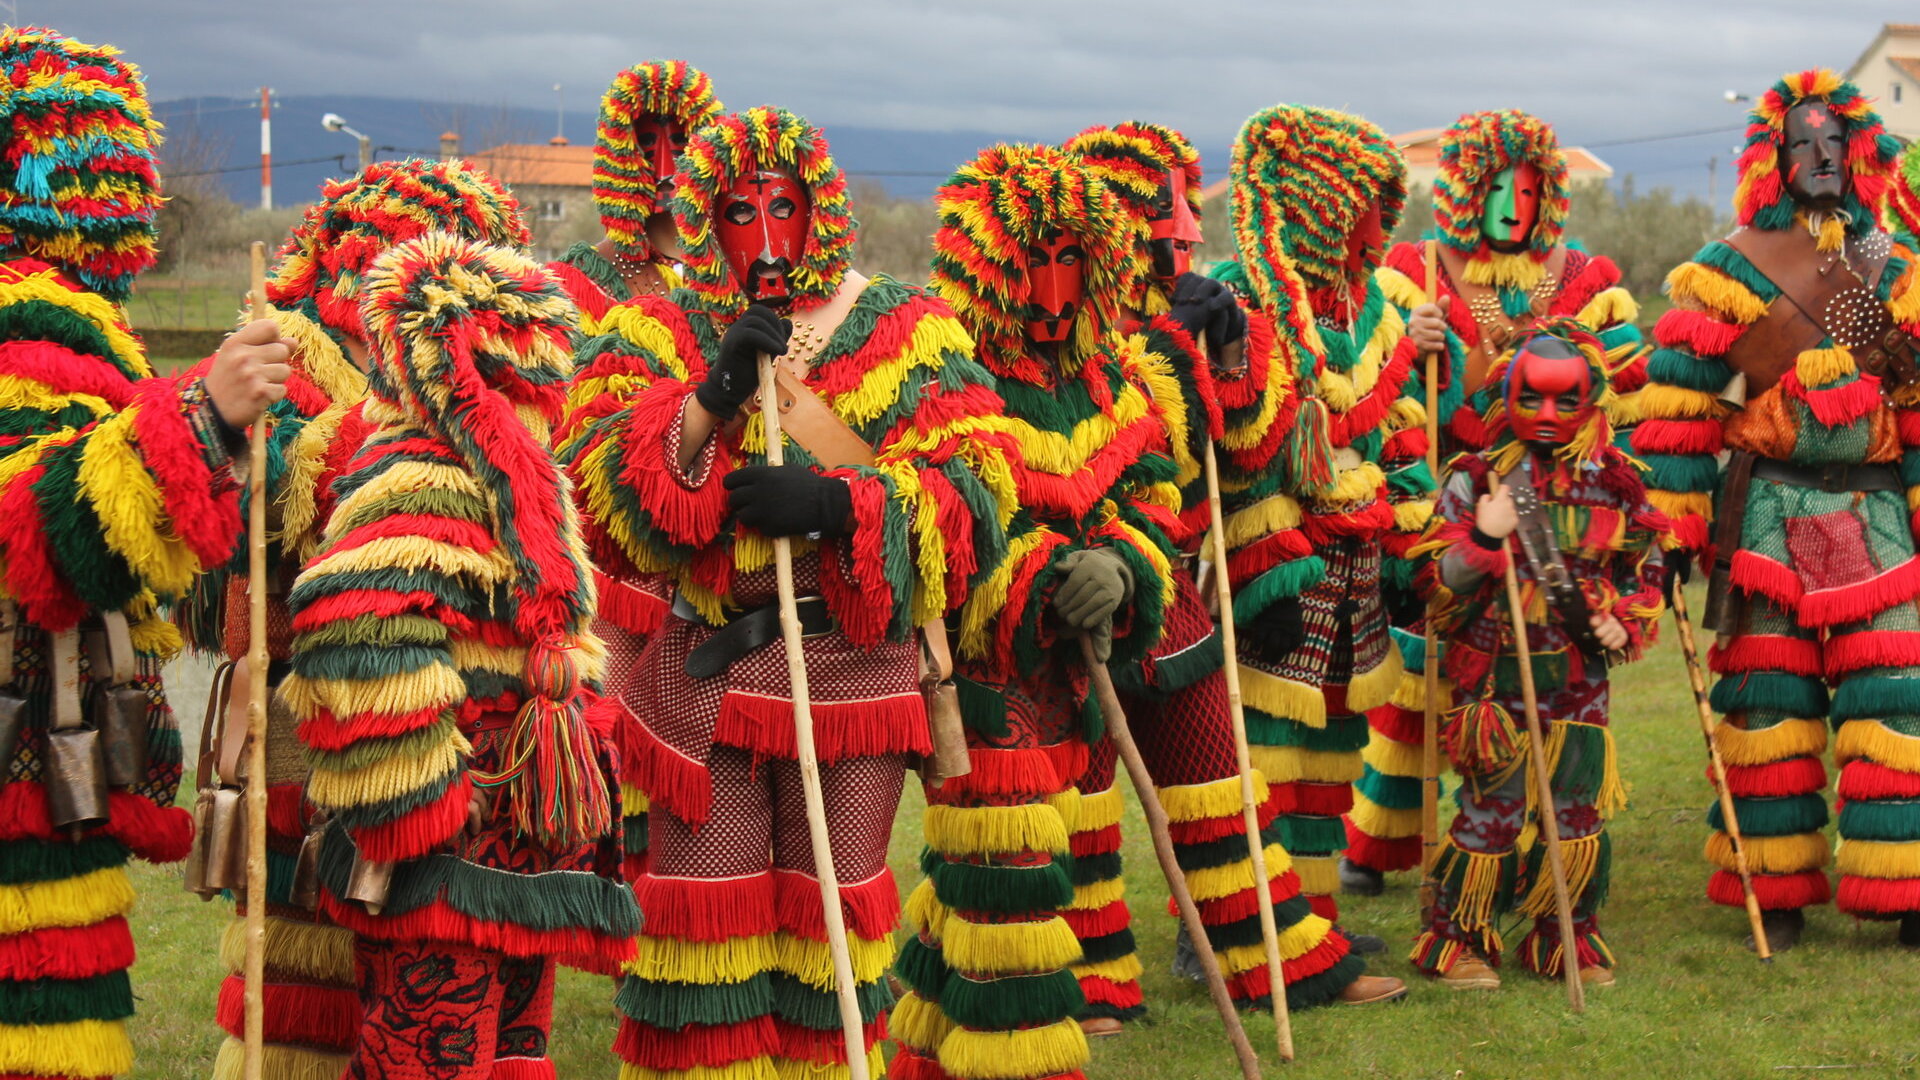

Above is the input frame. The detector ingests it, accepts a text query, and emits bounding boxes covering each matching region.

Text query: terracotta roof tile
[461,143,594,188]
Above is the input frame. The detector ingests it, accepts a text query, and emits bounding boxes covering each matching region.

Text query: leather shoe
[1579,965,1616,987]
[1080,1016,1125,1038]
[1337,927,1387,955]
[1336,974,1409,1004]
[1436,949,1500,990]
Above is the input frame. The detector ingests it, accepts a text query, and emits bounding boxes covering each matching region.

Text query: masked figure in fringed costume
[1412,320,1666,988]
[1060,122,1402,1027]
[1208,105,1422,934]
[546,60,724,886]
[550,60,723,319]
[283,234,636,1079]
[0,28,301,1080]
[1344,108,1648,896]
[1632,69,1920,952]
[1885,140,1920,247]
[174,159,535,1080]
[558,106,1014,1080]
[889,141,1185,1080]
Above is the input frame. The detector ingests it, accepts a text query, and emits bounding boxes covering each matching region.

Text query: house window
[1897,83,1905,103]
[538,199,565,221]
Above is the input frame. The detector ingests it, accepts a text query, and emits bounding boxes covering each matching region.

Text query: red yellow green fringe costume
[1214,105,1416,924]
[1061,121,1363,1014]
[1355,109,1648,879]
[560,106,1014,1080]
[890,142,1183,1080]
[1631,69,1920,925]
[174,159,534,1080]
[285,234,637,1079]
[0,28,244,1080]
[550,59,722,319]
[1412,325,1666,976]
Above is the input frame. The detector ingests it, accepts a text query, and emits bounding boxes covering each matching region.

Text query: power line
[169,153,347,178]
[1584,124,1744,149]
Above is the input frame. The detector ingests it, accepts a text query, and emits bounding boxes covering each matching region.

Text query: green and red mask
[1479,162,1542,251]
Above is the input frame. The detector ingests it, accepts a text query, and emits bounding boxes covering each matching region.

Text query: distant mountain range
[156,93,1027,207]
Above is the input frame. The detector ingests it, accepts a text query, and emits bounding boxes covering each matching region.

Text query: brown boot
[1579,965,1616,988]
[1436,949,1501,990]
[1079,1016,1125,1038]
[1336,974,1409,1004]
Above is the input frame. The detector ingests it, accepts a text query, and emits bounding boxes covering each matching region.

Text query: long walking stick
[759,357,870,1080]
[1670,585,1771,960]
[1419,239,1444,915]
[1488,473,1585,1012]
[1080,637,1264,1079]
[242,242,271,1080]
[1203,441,1294,1064]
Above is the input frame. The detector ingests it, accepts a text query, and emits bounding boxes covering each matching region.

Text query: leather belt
[1751,458,1901,494]
[673,591,835,680]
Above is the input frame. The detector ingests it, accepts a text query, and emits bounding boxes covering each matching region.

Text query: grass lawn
[126,586,1920,1078]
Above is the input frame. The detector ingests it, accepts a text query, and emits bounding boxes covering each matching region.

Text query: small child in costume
[1410,319,1668,989]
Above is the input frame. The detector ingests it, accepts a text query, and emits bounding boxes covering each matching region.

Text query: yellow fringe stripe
[1361,732,1426,778]
[625,932,776,985]
[1514,833,1604,918]
[1072,785,1124,833]
[889,990,954,1055]
[1184,843,1293,904]
[904,878,948,939]
[219,914,355,985]
[1061,876,1126,913]
[1574,285,1639,332]
[1239,667,1326,728]
[79,409,202,594]
[925,802,1069,858]
[1375,266,1426,311]
[1293,855,1340,898]
[0,267,149,374]
[0,1019,131,1077]
[1343,649,1405,714]
[1046,787,1081,835]
[1219,495,1304,552]
[1159,773,1259,825]
[1348,789,1421,838]
[1394,499,1434,534]
[1794,346,1854,389]
[1463,250,1548,291]
[1317,461,1387,506]
[303,730,472,810]
[308,533,512,586]
[937,1018,1089,1080]
[769,1045,884,1080]
[1836,718,1920,772]
[0,867,134,935]
[1667,263,1769,324]
[1070,952,1143,984]
[941,914,1083,977]
[1705,830,1830,875]
[621,783,650,812]
[213,1038,348,1080]
[621,1060,778,1080]
[1636,383,1722,421]
[772,931,895,989]
[1387,668,1433,714]
[1836,839,1920,881]
[1716,717,1828,767]
[280,666,470,735]
[1250,746,1363,786]
[960,529,1053,659]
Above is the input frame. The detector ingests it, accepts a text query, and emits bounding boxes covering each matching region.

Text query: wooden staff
[759,356,870,1080]
[242,242,271,1080]
[1079,637,1264,1079]
[1670,584,1771,960]
[1487,472,1585,1012]
[1202,440,1293,1064]
[1419,239,1444,914]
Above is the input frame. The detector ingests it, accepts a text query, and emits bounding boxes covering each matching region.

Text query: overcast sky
[40,0,1918,163]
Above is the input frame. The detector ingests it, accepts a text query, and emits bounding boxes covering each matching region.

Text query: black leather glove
[1169,272,1248,357]
[1662,549,1693,604]
[724,465,853,538]
[695,304,790,420]
[1238,597,1305,665]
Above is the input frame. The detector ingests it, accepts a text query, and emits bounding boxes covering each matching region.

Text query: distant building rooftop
[462,141,594,188]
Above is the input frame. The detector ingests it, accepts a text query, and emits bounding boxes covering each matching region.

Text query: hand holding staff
[1079,636,1265,1079]
[1420,239,1444,915]
[759,355,871,1080]
[1488,471,1585,1012]
[1203,440,1294,1063]
[1671,584,1771,959]
[242,242,271,1080]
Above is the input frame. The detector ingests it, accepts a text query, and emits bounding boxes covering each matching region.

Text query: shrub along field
[127,588,1920,1077]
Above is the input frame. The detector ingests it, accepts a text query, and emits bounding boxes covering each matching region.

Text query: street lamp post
[322,112,372,172]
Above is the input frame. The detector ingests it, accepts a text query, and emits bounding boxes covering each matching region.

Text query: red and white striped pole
[259,87,272,211]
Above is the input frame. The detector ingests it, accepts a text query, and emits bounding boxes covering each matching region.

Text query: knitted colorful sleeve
[1125,313,1220,539]
[281,433,497,861]
[0,259,239,631]
[1374,264,1445,609]
[1381,240,1474,441]
[1628,242,1747,553]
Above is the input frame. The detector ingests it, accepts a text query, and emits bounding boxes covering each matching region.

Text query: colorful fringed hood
[0,27,163,302]
[1065,121,1203,314]
[930,142,1141,384]
[1478,317,1622,472]
[1887,141,1920,242]
[671,105,854,318]
[1435,110,1571,264]
[593,60,723,261]
[1733,68,1899,237]
[270,159,531,343]
[1229,104,1406,300]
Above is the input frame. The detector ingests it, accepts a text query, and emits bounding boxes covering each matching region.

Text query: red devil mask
[1026,228,1086,343]
[1505,335,1596,445]
[1344,199,1385,285]
[1481,161,1543,251]
[716,169,812,308]
[1147,167,1201,283]
[634,114,690,197]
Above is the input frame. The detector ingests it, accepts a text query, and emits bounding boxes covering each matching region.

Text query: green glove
[1053,548,1135,663]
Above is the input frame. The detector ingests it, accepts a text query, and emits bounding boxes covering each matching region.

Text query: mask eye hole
[1026,244,1051,268]
[636,129,657,149]
[1056,245,1085,267]
[724,200,756,227]
[769,196,797,220]
[671,131,689,149]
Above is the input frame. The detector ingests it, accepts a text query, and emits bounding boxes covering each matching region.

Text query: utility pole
[259,87,273,211]
[553,83,564,142]
[1707,155,1717,211]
